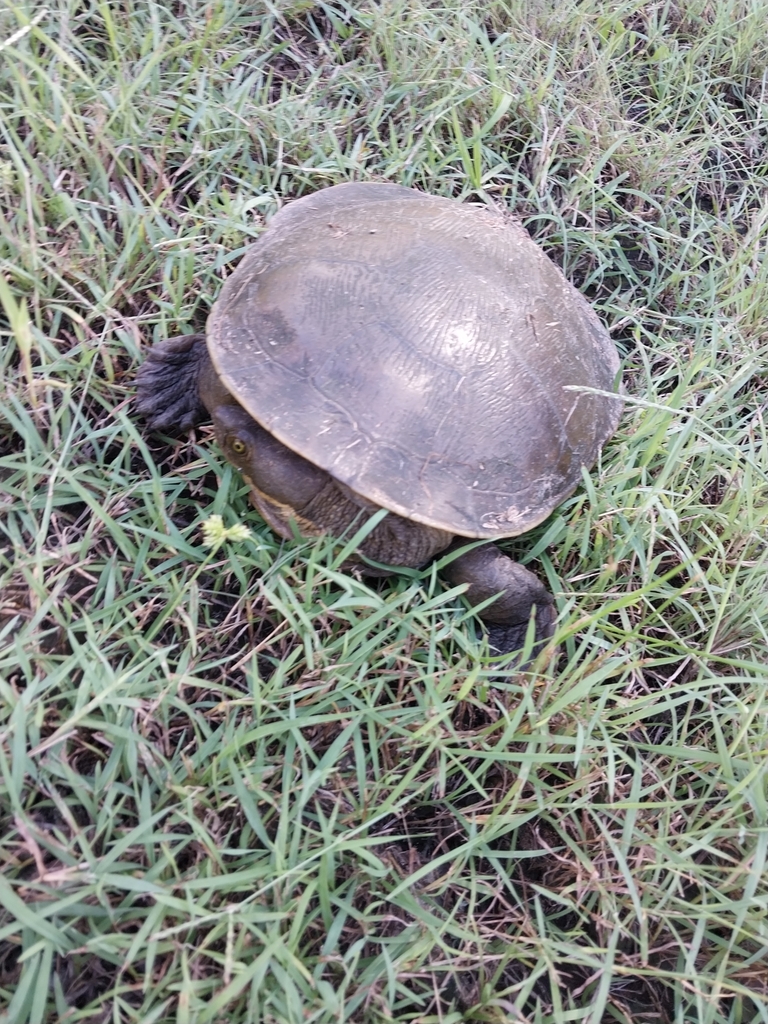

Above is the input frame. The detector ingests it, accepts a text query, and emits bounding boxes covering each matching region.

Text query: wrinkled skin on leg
[135,336,555,659]
[134,334,211,432]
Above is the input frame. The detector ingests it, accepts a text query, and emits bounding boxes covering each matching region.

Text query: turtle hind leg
[440,542,555,660]
[134,334,210,432]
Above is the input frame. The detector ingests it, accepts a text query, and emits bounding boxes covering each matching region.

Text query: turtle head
[210,401,265,477]
[212,402,328,509]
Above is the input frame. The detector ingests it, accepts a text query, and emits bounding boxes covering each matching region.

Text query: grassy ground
[1,0,767,1021]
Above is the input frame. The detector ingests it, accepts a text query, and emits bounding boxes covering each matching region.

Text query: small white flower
[201,514,252,549]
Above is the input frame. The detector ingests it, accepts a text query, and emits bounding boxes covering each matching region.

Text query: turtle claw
[135,334,210,432]
[485,600,555,668]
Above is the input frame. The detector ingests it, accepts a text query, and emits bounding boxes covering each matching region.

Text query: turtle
[135,182,622,658]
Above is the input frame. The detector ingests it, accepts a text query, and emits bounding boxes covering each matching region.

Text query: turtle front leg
[440,542,555,659]
[134,334,212,432]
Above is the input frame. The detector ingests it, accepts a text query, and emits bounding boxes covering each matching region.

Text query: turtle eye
[230,438,247,455]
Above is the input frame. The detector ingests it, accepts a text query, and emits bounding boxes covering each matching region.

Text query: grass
[1,0,767,1020]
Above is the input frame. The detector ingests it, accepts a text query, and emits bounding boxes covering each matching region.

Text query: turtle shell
[207,182,622,538]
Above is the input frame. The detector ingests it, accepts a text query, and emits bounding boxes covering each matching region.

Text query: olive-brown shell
[207,182,622,538]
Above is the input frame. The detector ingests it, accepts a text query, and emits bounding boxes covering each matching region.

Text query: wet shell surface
[207,182,622,538]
